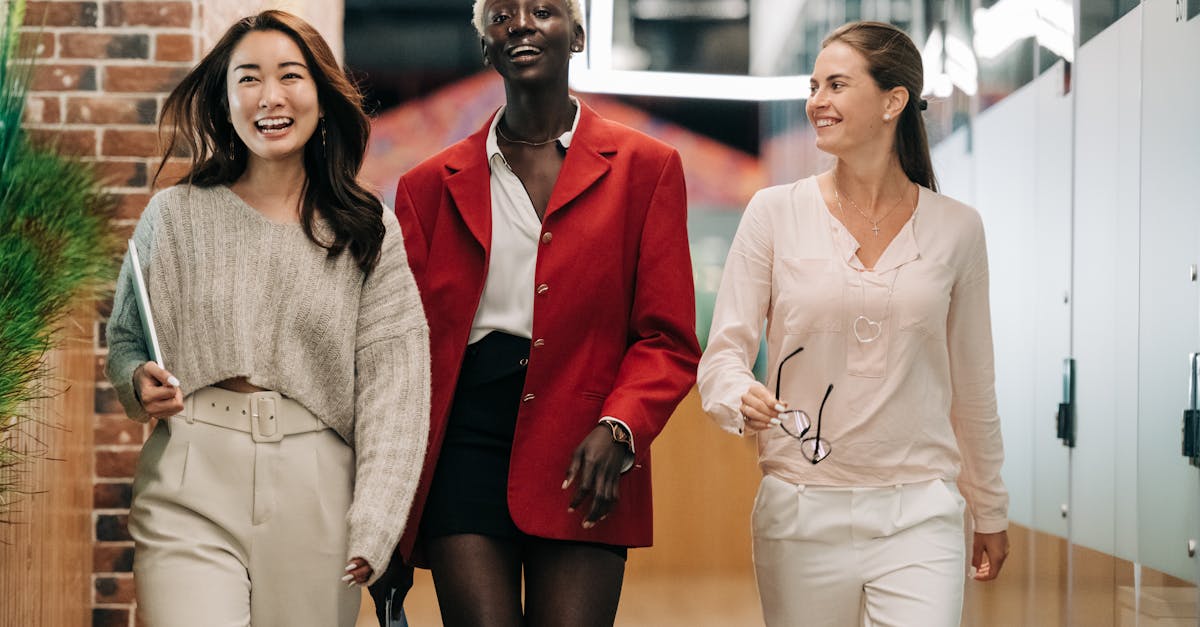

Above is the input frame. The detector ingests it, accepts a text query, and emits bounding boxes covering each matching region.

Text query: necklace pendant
[853,315,883,343]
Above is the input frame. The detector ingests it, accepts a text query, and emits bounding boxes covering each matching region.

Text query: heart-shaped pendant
[853,315,882,343]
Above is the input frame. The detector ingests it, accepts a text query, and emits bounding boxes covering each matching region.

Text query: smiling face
[480,0,584,84]
[226,29,321,167]
[806,41,906,159]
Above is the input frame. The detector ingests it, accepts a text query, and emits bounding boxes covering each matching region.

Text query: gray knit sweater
[105,184,430,582]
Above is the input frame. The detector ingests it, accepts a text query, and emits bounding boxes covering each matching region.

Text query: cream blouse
[696,176,1008,533]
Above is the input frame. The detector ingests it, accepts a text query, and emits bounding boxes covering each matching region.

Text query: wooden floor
[355,569,763,627]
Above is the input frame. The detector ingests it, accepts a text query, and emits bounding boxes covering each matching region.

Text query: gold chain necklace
[834,172,911,237]
[496,118,562,147]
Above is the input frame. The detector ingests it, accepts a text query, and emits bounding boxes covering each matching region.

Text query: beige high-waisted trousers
[752,476,968,627]
[130,387,359,627]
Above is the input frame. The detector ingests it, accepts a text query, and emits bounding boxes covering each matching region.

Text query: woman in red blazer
[388,1,699,625]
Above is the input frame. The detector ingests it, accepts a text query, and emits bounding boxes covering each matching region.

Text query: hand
[972,530,1009,581]
[134,361,183,419]
[740,382,787,433]
[562,425,628,528]
[341,557,372,587]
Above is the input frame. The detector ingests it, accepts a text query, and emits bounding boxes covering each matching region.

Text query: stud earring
[883,113,892,121]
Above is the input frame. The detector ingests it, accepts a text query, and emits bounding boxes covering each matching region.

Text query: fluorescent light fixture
[973,0,1074,63]
[633,0,749,20]
[569,67,812,101]
[571,0,810,101]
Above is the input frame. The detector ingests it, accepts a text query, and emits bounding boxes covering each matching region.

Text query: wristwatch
[600,418,633,453]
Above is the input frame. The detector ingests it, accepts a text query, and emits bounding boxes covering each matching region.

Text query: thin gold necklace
[834,171,911,237]
[496,118,562,147]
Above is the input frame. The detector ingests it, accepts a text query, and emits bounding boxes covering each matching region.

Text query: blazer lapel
[544,102,616,221]
[443,114,495,252]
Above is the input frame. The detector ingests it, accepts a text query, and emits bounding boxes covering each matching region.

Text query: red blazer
[394,101,700,558]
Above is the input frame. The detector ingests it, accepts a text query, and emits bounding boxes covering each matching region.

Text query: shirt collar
[486,95,581,161]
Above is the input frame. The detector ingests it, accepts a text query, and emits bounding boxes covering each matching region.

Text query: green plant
[0,0,119,516]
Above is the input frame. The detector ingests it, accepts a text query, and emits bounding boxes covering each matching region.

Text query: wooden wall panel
[0,307,95,627]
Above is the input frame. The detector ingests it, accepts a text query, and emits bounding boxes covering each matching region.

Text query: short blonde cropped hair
[472,0,585,37]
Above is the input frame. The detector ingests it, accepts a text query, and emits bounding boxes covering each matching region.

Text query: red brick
[114,192,154,220]
[94,575,136,604]
[93,543,135,573]
[92,607,129,627]
[18,31,54,57]
[67,96,156,125]
[23,95,62,124]
[61,33,148,59]
[93,481,133,509]
[92,160,148,188]
[95,384,124,414]
[30,64,96,91]
[28,128,97,156]
[104,64,188,93]
[96,449,139,478]
[24,2,98,27]
[96,514,132,541]
[155,33,193,62]
[101,129,161,157]
[153,158,191,185]
[95,413,144,446]
[104,2,191,28]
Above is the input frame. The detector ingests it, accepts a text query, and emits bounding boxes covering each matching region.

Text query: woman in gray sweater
[104,11,430,627]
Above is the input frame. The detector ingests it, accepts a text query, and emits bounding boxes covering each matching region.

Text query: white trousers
[752,476,967,627]
[130,401,358,627]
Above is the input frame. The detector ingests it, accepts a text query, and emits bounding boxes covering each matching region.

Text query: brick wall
[19,2,341,625]
[21,4,199,626]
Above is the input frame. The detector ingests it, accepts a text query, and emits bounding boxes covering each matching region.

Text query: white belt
[182,387,327,443]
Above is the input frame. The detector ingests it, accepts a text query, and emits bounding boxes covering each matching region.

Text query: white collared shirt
[468,97,581,344]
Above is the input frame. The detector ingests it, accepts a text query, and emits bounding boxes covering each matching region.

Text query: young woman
[105,11,429,627]
[698,21,1009,627]
[385,1,700,625]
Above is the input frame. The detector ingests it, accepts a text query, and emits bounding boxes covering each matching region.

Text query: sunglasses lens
[779,410,810,438]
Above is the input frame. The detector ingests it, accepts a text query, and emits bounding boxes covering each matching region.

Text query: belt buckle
[249,391,284,443]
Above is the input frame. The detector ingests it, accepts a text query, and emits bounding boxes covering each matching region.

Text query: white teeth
[510,45,539,56]
[816,119,838,127]
[255,117,293,131]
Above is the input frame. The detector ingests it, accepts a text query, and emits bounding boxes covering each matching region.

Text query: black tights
[425,533,626,627]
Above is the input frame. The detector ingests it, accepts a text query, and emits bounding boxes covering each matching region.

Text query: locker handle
[1184,353,1200,466]
[1057,358,1075,448]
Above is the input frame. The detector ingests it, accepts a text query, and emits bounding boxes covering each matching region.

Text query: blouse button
[536,283,549,295]
[519,358,529,366]
[522,393,536,403]
[533,338,545,348]
[541,232,553,244]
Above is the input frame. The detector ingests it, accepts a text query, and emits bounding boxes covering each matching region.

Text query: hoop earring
[229,136,236,159]
[320,118,327,154]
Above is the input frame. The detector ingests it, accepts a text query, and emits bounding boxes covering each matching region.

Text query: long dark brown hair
[823,21,938,192]
[154,10,384,273]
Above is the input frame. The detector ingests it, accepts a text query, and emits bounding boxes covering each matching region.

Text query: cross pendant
[871,223,881,237]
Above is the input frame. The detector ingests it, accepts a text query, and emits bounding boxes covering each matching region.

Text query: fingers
[342,557,372,586]
[568,454,599,513]
[584,460,620,528]
[973,532,1009,582]
[562,447,582,490]
[141,361,180,387]
[564,429,624,528]
[741,383,785,433]
[136,361,183,419]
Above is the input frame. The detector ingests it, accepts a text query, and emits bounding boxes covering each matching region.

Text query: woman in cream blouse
[697,21,1009,627]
